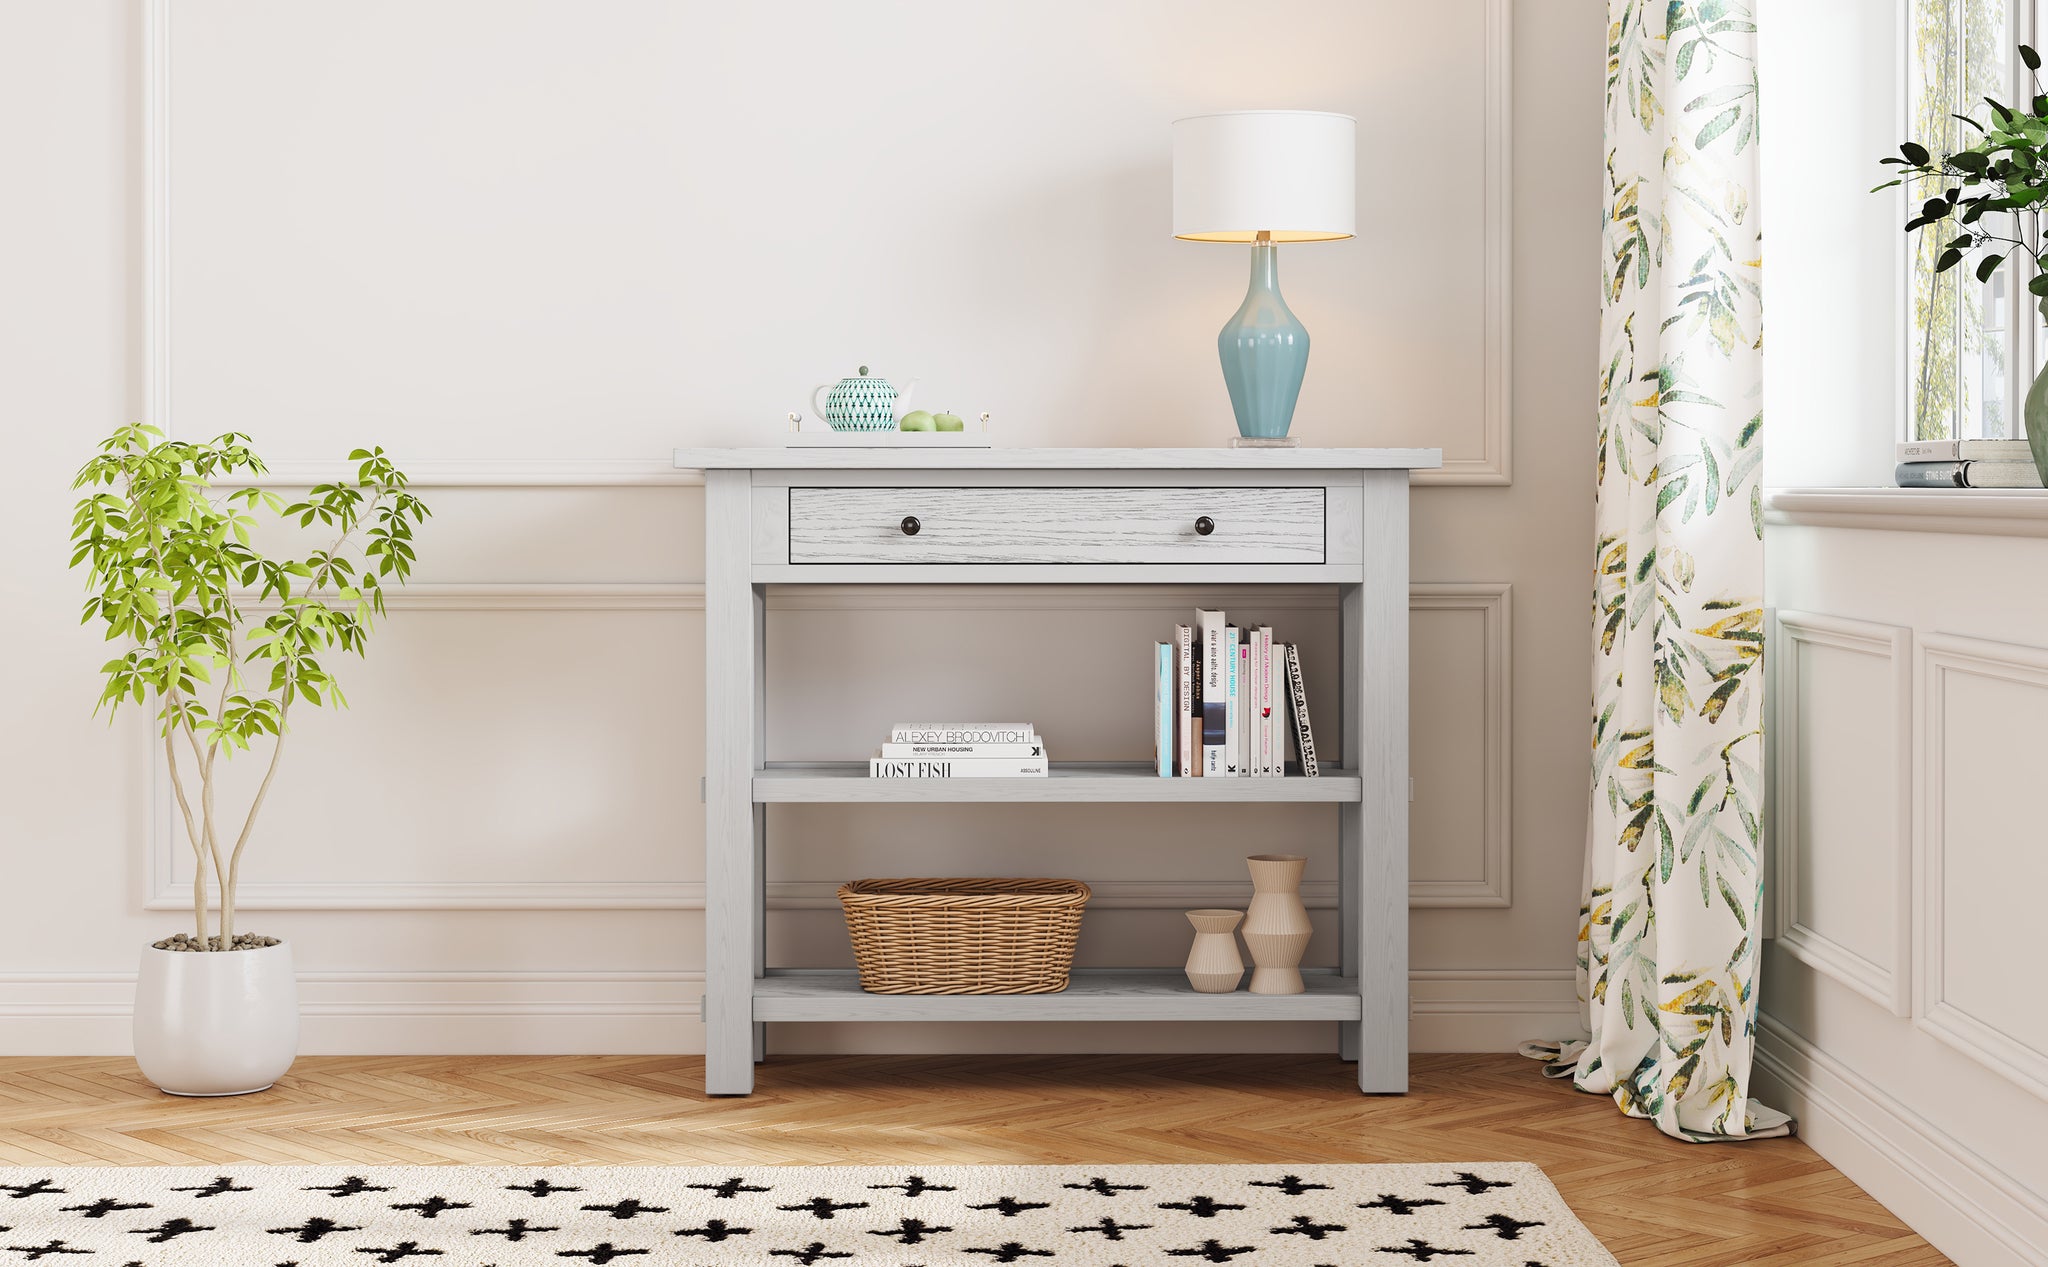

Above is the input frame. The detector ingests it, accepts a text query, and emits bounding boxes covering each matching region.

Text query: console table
[671,446,1442,1096]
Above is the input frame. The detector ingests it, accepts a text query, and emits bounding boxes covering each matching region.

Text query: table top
[672,446,1443,471]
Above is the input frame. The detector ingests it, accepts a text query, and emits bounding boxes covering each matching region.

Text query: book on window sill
[868,757,1049,778]
[887,723,1038,745]
[1897,438,2036,463]
[1894,460,2044,489]
[879,741,1044,758]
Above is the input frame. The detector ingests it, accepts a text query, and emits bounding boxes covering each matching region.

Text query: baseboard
[0,969,1583,1057]
[1753,1016,2048,1267]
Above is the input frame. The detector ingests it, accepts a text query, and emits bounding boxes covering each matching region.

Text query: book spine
[1239,640,1255,778]
[1199,609,1226,776]
[1895,461,1968,488]
[879,742,1043,758]
[1223,625,1240,776]
[1286,643,1319,778]
[1176,623,1194,777]
[889,725,1037,744]
[1155,642,1172,778]
[868,758,1049,778]
[1266,630,1283,776]
[1897,440,1961,462]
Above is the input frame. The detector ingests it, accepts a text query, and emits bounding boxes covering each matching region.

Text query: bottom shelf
[750,968,1363,1022]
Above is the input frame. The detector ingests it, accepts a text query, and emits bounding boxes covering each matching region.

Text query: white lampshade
[1172,110,1356,243]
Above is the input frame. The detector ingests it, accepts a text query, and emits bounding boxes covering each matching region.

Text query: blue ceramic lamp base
[1218,236,1310,440]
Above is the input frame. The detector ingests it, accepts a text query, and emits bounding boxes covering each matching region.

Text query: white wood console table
[671,446,1441,1096]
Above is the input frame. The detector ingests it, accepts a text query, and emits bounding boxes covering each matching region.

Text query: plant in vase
[70,426,428,1095]
[1878,41,2048,483]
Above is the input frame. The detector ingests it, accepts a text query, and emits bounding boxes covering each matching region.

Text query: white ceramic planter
[133,940,299,1096]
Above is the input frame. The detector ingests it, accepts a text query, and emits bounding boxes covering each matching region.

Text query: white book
[1897,438,2034,463]
[1154,642,1172,778]
[1238,639,1253,777]
[869,757,1049,778]
[1198,609,1227,776]
[879,742,1044,758]
[889,724,1037,745]
[1265,629,1283,776]
[1223,625,1240,777]
[1176,623,1195,777]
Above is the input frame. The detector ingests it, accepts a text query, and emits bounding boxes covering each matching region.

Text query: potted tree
[70,426,428,1095]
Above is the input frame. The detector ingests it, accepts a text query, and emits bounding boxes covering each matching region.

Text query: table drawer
[787,486,1325,564]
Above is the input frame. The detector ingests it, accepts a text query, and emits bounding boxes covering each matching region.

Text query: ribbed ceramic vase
[1242,854,1311,995]
[1183,909,1245,994]
[1217,241,1310,439]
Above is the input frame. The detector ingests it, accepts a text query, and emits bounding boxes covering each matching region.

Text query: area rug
[0,1163,1618,1265]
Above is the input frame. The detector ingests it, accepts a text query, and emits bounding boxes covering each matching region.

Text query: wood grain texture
[0,1053,1951,1267]
[674,446,1443,470]
[787,486,1325,564]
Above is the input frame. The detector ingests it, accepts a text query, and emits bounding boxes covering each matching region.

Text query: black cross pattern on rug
[2,1242,90,1260]
[1064,1177,1146,1197]
[867,1216,950,1245]
[675,1217,751,1242]
[352,1244,443,1263]
[1376,1238,1476,1261]
[267,1217,363,1243]
[688,1176,769,1199]
[1249,1174,1331,1197]
[472,1218,557,1241]
[392,1196,471,1219]
[1158,1195,1246,1218]
[170,1176,251,1198]
[304,1177,392,1199]
[1164,1239,1257,1262]
[506,1179,580,1198]
[57,1199,149,1219]
[967,1196,1049,1218]
[963,1242,1054,1262]
[554,1246,645,1264]
[1464,1212,1544,1240]
[127,1217,213,1243]
[0,1184,63,1201]
[1067,1215,1152,1241]
[1360,1193,1445,1216]
[579,1198,668,1220]
[1273,1213,1347,1240]
[768,1244,852,1264]
[867,1174,955,1197]
[1427,1171,1514,1196]
[777,1196,867,1221]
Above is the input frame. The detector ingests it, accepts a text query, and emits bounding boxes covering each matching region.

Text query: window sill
[1764,487,2048,538]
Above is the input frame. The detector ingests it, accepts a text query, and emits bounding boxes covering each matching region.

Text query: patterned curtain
[1530,0,1789,1143]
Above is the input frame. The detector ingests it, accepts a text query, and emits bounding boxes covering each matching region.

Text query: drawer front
[787,486,1325,564]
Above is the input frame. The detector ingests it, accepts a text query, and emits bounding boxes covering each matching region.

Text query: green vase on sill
[2028,297,2048,485]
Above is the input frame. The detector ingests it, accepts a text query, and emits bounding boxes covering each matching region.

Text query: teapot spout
[892,379,920,415]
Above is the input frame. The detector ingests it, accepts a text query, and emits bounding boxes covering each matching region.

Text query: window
[1907,0,2048,440]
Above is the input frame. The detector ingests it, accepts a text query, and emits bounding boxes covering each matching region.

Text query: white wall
[0,1,1604,1058]
[1755,5,2048,1266]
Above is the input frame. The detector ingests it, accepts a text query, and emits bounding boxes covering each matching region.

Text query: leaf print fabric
[1566,0,1788,1143]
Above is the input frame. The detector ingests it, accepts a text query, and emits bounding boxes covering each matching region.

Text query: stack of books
[1896,439,2043,488]
[868,723,1049,779]
[1153,608,1318,778]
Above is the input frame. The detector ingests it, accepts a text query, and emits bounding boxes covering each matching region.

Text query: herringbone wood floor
[0,1052,1944,1266]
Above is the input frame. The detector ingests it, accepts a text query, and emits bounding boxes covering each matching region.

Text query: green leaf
[1901,140,1931,165]
[1978,252,2007,282]
[1694,105,1741,150]
[2024,43,2041,71]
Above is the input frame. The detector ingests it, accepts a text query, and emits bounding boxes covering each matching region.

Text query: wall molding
[1753,1016,2048,1267]
[1765,487,2048,539]
[1919,631,2048,1102]
[1769,610,1912,1017]
[1408,584,1513,907]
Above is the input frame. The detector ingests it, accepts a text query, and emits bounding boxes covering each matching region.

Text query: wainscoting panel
[1770,611,1912,1017]
[1919,632,2048,1101]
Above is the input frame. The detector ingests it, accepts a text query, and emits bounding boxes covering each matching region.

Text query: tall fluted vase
[1242,854,1310,995]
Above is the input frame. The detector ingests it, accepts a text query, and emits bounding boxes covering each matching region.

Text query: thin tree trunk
[188,724,228,951]
[224,711,290,947]
[163,723,208,947]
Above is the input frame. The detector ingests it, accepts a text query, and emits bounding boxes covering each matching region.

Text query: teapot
[811,365,919,432]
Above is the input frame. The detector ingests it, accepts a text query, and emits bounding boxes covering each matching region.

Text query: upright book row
[1153,608,1319,778]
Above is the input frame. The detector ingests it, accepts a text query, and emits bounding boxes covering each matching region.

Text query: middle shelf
[753,762,1364,803]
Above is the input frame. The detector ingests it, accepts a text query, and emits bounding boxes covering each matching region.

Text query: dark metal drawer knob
[900,516,921,536]
[1194,516,1215,536]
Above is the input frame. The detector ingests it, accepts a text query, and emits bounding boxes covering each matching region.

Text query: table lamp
[1172,110,1356,440]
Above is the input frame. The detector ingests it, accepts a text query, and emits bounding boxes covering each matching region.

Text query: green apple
[932,412,965,432]
[897,410,936,431]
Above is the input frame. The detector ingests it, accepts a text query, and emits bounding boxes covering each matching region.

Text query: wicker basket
[838,877,1090,995]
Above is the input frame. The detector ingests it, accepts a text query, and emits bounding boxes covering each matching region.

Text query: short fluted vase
[1183,909,1246,994]
[1242,854,1311,995]
[1217,240,1310,439]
